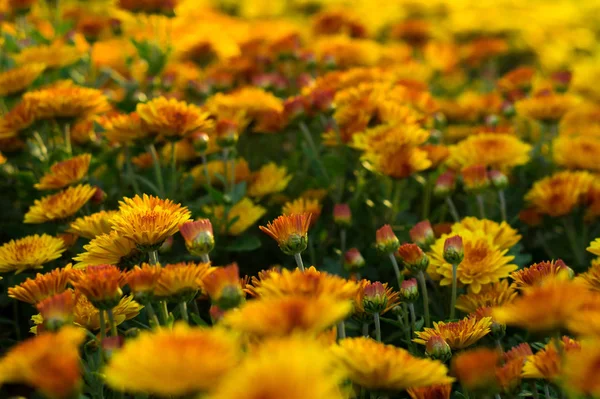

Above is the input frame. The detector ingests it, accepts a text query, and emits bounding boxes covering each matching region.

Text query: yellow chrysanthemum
[0,234,65,274]
[553,135,600,172]
[105,323,240,396]
[68,210,117,239]
[0,326,85,399]
[562,339,600,397]
[524,170,595,217]
[13,42,83,69]
[247,163,292,198]
[222,295,352,338]
[446,134,531,173]
[515,92,575,123]
[248,266,360,301]
[191,158,251,188]
[0,63,46,97]
[8,265,73,304]
[208,336,347,399]
[136,97,213,139]
[21,86,111,121]
[24,184,97,224]
[207,198,266,236]
[522,336,580,381]
[455,280,517,313]
[451,217,521,251]
[154,262,213,300]
[428,232,517,293]
[73,231,142,269]
[332,337,453,390]
[111,194,191,249]
[414,316,492,350]
[588,238,600,257]
[99,112,150,144]
[576,258,600,291]
[34,154,92,190]
[510,260,572,290]
[282,198,322,225]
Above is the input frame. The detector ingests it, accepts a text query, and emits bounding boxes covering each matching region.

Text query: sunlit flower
[125,263,162,302]
[191,158,251,187]
[524,170,595,217]
[70,265,124,309]
[510,260,572,289]
[34,154,92,191]
[154,262,212,301]
[208,336,346,399]
[353,279,400,319]
[73,231,142,269]
[100,112,150,144]
[331,337,453,391]
[451,217,521,251]
[497,66,535,95]
[202,263,244,309]
[111,194,191,249]
[588,238,600,257]
[179,219,215,256]
[0,234,65,274]
[207,198,266,236]
[562,339,600,397]
[136,97,213,140]
[455,280,517,313]
[447,134,531,173]
[515,91,575,123]
[8,265,73,304]
[24,184,97,224]
[407,384,452,399]
[428,232,517,293]
[68,210,117,239]
[222,296,351,338]
[260,213,312,255]
[22,85,111,121]
[282,198,322,225]
[522,336,580,381]
[451,347,500,392]
[0,326,85,399]
[414,316,492,350]
[0,63,46,97]
[247,163,292,198]
[105,323,240,396]
[13,42,83,69]
[553,135,600,172]
[576,259,600,291]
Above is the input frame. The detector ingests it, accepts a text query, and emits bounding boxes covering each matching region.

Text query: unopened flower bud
[410,220,435,250]
[102,336,124,358]
[426,335,452,362]
[488,170,508,190]
[434,171,456,197]
[519,208,542,227]
[36,291,74,331]
[158,236,173,254]
[397,243,429,273]
[376,225,400,254]
[333,203,352,227]
[284,96,306,121]
[179,219,215,257]
[91,186,107,205]
[462,165,490,193]
[210,304,225,322]
[344,248,365,272]
[443,235,464,265]
[203,264,244,310]
[362,282,388,314]
[216,120,239,148]
[192,132,210,153]
[400,278,419,302]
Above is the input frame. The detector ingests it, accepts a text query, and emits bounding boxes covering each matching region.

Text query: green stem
[446,197,460,222]
[190,299,201,319]
[408,303,416,337]
[498,190,507,221]
[170,141,177,199]
[64,123,72,156]
[125,146,141,195]
[402,305,412,350]
[222,148,230,192]
[294,253,305,271]
[200,253,210,263]
[201,153,211,190]
[531,382,539,399]
[417,271,431,327]
[106,308,118,337]
[337,321,346,340]
[450,263,458,320]
[496,339,504,355]
[179,302,189,322]
[362,322,369,337]
[421,173,433,220]
[544,384,551,399]
[476,194,486,218]
[99,310,107,340]
[229,157,236,194]
[388,253,402,287]
[299,121,330,181]
[340,229,346,268]
[159,301,169,324]
[145,303,160,328]
[390,179,404,222]
[148,250,159,265]
[147,143,165,197]
[374,313,381,341]
[562,217,585,267]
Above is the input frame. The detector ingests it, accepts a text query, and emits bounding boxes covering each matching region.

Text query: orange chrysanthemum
[414,316,492,350]
[510,260,572,289]
[8,264,73,304]
[553,135,600,172]
[515,91,575,123]
[259,213,312,255]
[35,154,92,191]
[68,210,117,239]
[455,280,517,313]
[576,259,600,291]
[70,265,124,308]
[0,326,85,399]
[447,134,532,173]
[202,264,243,305]
[36,291,75,330]
[0,63,46,97]
[407,384,452,399]
[451,347,500,391]
[522,336,580,381]
[136,97,213,139]
[562,339,600,397]
[24,184,97,224]
[125,263,162,299]
[282,198,322,226]
[0,234,65,274]
[13,42,83,69]
[100,112,150,144]
[154,262,213,301]
[21,85,111,121]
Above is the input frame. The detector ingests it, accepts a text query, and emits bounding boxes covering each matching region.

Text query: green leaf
[190,313,209,326]
[379,317,403,328]
[414,316,424,331]
[225,235,262,252]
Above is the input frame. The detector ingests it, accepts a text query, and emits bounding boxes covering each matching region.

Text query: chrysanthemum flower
[515,91,575,123]
[70,265,124,309]
[68,210,117,239]
[208,335,346,399]
[565,294,600,337]
[100,112,150,144]
[154,262,213,302]
[73,231,142,269]
[22,85,111,121]
[353,279,400,319]
[13,42,83,69]
[522,336,580,381]
[493,280,592,332]
[0,63,46,97]
[562,339,600,397]
[208,198,266,236]
[111,194,191,250]
[36,291,75,331]
[282,198,322,226]
[0,234,65,274]
[461,164,490,192]
[249,266,359,301]
[136,97,213,140]
[247,163,292,198]
[576,259,600,291]
[510,260,572,289]
[34,154,92,191]
[447,134,531,173]
[24,184,97,224]
[524,170,595,217]
[451,347,500,392]
[8,264,73,304]
[414,316,492,350]
[191,158,251,187]
[105,323,239,396]
[331,337,453,391]
[407,384,452,399]
[260,213,312,255]
[0,326,85,399]
[125,263,162,302]
[428,232,517,293]
[202,263,244,309]
[588,238,600,257]
[451,217,521,251]
[497,66,535,94]
[553,135,600,172]
[222,295,352,338]
[455,279,517,313]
